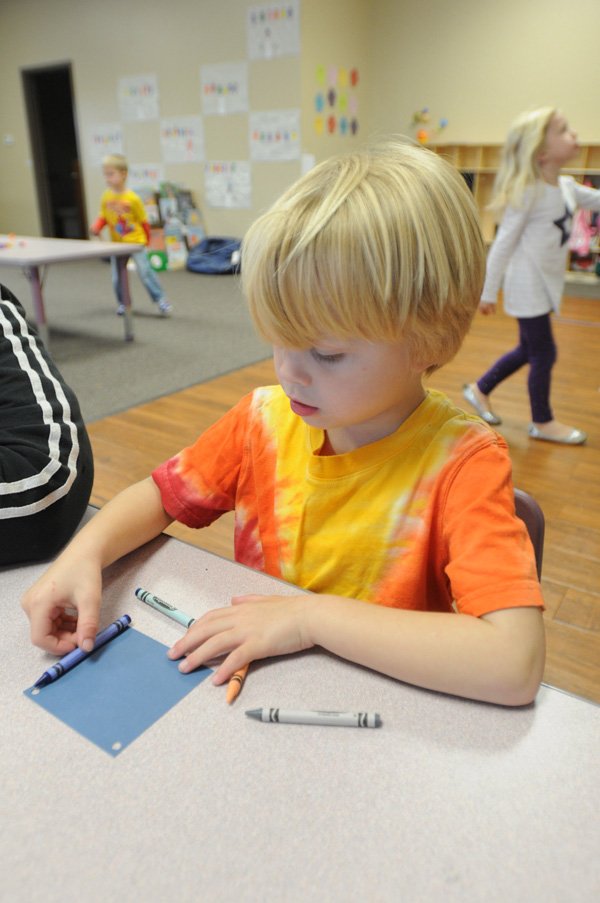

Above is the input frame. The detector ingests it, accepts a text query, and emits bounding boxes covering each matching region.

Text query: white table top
[1,521,598,902]
[0,234,141,267]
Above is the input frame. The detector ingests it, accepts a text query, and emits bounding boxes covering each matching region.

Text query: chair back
[514,488,545,579]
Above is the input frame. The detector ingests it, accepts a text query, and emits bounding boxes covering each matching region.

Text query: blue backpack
[186,237,241,274]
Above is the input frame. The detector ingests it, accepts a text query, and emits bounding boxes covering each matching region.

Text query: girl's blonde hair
[102,153,128,172]
[489,107,557,216]
[242,138,485,374]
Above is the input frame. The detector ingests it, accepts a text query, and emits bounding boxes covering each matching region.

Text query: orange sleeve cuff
[91,217,107,234]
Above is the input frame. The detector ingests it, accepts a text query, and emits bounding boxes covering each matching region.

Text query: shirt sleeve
[481,203,530,302]
[571,180,600,212]
[441,438,544,618]
[152,392,254,528]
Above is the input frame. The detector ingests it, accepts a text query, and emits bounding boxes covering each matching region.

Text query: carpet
[1,259,270,422]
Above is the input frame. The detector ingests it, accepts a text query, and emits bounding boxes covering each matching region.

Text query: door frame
[21,61,87,237]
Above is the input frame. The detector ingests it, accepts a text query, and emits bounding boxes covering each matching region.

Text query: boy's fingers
[212,652,253,686]
[231,593,263,605]
[30,623,65,653]
[29,610,77,654]
[177,630,242,674]
[77,621,99,652]
[74,598,100,652]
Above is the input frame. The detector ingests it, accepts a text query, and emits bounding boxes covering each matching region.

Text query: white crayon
[245,708,382,728]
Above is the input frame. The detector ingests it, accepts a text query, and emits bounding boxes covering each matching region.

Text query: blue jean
[477,313,557,423]
[111,249,164,305]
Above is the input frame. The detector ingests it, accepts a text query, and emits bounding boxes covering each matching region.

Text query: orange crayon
[226,664,249,704]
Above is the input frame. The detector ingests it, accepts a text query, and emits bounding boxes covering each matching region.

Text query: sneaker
[157,299,173,317]
[116,303,126,316]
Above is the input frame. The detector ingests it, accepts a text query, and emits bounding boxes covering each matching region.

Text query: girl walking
[463,108,599,444]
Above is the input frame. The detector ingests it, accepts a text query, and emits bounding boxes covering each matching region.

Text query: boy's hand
[21,556,102,655]
[479,301,496,315]
[167,593,314,684]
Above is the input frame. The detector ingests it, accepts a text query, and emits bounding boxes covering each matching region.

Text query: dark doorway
[22,63,87,238]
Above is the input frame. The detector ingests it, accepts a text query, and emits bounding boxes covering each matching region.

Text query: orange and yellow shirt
[152,386,544,618]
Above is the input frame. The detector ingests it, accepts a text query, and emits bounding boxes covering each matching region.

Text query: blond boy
[91,153,172,316]
[24,140,544,706]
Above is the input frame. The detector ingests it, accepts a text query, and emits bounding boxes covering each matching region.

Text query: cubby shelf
[432,143,600,243]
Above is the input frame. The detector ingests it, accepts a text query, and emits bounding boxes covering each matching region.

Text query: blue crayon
[33,615,132,688]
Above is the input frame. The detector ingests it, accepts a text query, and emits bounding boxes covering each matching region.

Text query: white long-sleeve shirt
[481,175,600,317]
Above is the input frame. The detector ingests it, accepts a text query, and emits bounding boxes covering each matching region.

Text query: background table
[1,523,598,902]
[0,235,141,347]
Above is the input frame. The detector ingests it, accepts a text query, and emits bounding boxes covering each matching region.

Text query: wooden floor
[87,295,600,704]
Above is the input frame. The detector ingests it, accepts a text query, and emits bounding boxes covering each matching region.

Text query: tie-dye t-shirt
[152,386,543,618]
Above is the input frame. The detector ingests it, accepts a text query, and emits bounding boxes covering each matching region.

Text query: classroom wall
[0,0,303,236]
[0,0,374,238]
[2,0,600,238]
[299,0,371,158]
[368,0,600,144]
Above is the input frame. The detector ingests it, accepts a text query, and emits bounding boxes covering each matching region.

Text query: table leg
[24,265,50,349]
[116,256,134,342]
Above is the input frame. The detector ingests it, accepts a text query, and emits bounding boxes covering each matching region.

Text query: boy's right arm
[90,216,107,236]
[22,477,173,654]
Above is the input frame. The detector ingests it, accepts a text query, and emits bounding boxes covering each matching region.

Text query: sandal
[528,424,587,445]
[462,384,502,425]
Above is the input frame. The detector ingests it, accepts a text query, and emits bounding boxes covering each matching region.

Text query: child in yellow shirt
[91,154,172,316]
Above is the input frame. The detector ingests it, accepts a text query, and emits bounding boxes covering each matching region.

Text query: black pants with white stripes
[0,283,95,567]
[0,430,94,566]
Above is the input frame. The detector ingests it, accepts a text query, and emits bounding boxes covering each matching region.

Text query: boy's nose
[275,348,310,385]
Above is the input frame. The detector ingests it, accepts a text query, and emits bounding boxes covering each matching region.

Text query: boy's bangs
[245,203,403,348]
[248,241,397,348]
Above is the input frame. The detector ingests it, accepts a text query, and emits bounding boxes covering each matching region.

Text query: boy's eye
[310,349,345,364]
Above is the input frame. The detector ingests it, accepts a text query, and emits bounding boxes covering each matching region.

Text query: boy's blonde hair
[242,138,485,374]
[489,107,556,216]
[102,153,128,172]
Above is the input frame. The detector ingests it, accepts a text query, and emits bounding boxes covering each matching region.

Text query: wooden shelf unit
[432,143,600,243]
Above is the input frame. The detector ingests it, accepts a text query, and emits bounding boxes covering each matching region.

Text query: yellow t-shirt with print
[99,189,147,244]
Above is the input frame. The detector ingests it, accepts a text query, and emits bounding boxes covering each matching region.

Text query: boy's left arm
[169,593,544,707]
[310,599,545,707]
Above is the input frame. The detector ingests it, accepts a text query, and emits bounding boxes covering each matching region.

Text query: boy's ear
[410,352,434,375]
[403,334,434,375]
